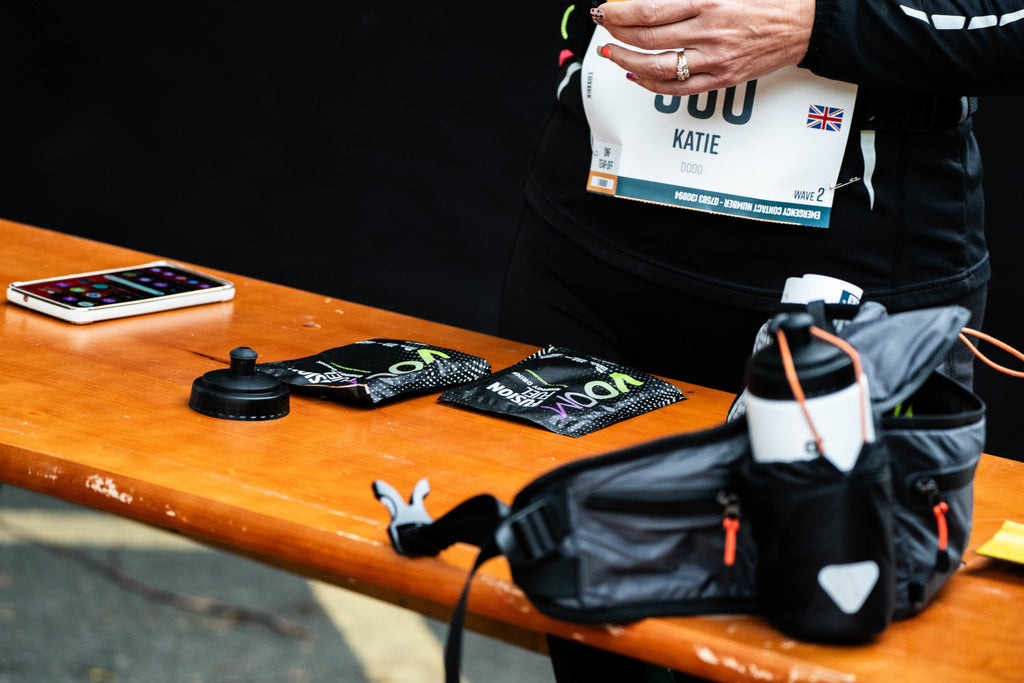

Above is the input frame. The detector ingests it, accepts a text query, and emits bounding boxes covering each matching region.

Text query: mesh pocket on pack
[883,372,985,619]
[740,441,895,643]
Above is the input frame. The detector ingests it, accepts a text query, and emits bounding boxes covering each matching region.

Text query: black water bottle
[745,313,872,472]
[741,313,894,643]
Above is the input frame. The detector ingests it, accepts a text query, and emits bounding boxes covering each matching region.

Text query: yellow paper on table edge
[976,520,1024,564]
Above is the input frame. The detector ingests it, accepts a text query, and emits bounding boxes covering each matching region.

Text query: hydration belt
[375,302,986,683]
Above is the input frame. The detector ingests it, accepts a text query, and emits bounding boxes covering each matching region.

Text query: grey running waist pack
[373,302,985,682]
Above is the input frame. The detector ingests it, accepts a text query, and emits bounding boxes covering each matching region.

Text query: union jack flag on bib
[806,104,845,132]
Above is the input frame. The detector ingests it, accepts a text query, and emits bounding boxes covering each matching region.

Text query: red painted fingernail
[598,45,611,58]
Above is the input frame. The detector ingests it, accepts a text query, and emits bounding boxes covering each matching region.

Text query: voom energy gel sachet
[440,346,684,436]
[256,339,491,404]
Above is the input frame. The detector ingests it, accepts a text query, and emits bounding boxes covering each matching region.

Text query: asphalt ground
[0,484,554,683]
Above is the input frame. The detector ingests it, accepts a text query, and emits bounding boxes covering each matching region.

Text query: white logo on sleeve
[818,561,880,614]
[899,4,1024,29]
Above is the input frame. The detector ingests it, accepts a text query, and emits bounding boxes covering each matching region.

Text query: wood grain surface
[2,219,1022,682]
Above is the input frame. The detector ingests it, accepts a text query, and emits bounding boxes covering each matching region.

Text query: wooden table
[2,219,1022,682]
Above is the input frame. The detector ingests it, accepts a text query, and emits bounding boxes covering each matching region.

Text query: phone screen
[17,265,227,309]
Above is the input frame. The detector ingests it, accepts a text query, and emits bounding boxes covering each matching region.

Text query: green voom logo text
[537,373,646,419]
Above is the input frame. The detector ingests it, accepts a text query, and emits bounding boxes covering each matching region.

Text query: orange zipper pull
[722,518,740,566]
[717,491,741,567]
[933,501,950,552]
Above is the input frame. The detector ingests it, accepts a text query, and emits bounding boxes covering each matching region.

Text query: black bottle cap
[189,347,290,420]
[746,313,855,400]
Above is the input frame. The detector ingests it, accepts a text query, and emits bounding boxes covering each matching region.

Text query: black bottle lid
[745,313,855,400]
[189,347,290,420]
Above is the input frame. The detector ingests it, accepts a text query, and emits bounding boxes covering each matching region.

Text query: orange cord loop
[774,325,870,458]
[959,327,1024,378]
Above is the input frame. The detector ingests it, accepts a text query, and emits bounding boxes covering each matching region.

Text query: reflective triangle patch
[818,561,880,614]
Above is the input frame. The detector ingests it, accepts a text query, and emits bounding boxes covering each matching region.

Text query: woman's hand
[593,0,815,95]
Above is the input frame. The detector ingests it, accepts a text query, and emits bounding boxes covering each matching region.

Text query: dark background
[1,4,1020,459]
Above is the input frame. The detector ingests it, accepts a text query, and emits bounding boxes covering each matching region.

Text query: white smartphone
[6,261,235,324]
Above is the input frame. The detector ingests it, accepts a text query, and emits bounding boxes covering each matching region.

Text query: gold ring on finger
[676,49,690,82]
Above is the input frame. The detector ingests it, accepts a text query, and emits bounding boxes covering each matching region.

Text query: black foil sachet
[256,339,491,404]
[439,345,684,436]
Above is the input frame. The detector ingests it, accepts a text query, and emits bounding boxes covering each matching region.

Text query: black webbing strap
[495,498,569,564]
[443,497,576,681]
[444,539,502,683]
[373,478,509,557]
[373,479,554,682]
[403,494,509,556]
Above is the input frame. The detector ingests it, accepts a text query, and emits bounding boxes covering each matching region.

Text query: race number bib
[582,26,858,228]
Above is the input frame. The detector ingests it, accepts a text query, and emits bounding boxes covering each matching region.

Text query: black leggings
[499,204,769,394]
[500,203,986,393]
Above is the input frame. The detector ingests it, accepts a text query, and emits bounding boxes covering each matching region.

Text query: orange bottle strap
[774,324,869,458]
